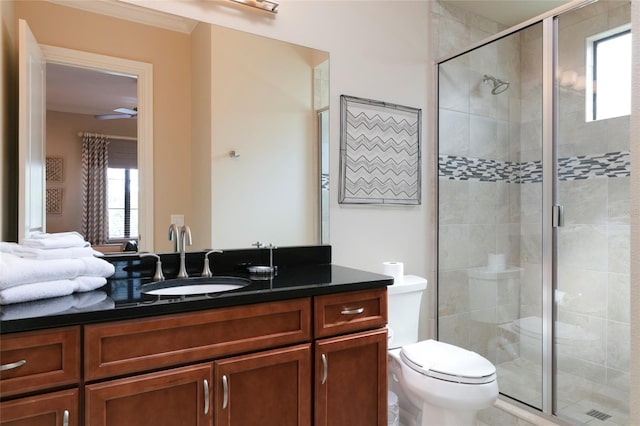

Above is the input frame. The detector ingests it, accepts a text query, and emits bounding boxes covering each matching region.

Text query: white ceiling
[46,63,137,116]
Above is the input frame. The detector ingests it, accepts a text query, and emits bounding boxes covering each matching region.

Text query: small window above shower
[584,25,631,122]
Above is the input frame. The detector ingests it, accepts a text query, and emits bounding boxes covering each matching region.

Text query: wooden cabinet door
[85,363,212,426]
[314,328,387,426]
[214,344,311,426]
[0,388,78,426]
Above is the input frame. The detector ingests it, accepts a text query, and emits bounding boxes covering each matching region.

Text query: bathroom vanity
[0,246,390,426]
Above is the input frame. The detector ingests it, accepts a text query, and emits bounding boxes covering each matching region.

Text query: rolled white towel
[0,253,115,290]
[0,279,76,304]
[0,242,16,253]
[0,276,107,305]
[21,232,89,249]
[27,231,85,240]
[1,242,101,260]
[74,276,108,292]
[79,257,115,278]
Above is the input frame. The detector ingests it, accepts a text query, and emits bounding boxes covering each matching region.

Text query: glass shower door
[555,2,631,423]
[437,22,545,410]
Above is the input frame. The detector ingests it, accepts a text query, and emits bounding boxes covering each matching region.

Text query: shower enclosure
[436,0,631,424]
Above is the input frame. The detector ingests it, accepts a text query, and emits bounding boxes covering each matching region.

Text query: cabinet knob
[62,410,69,426]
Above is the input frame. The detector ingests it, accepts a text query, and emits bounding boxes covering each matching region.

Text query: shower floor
[492,358,629,425]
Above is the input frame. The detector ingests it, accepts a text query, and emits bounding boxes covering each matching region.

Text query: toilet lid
[400,340,496,384]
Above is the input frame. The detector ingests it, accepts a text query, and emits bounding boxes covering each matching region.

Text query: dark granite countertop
[0,246,392,334]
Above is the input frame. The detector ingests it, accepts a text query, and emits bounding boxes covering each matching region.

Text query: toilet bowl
[387,276,499,426]
[390,340,498,426]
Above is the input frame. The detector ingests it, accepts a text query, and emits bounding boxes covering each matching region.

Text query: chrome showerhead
[483,74,510,95]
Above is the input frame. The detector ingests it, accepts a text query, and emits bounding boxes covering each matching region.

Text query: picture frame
[46,188,63,214]
[46,156,64,182]
[339,95,421,205]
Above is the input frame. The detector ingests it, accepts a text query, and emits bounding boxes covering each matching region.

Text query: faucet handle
[252,241,263,249]
[140,253,165,281]
[202,249,223,277]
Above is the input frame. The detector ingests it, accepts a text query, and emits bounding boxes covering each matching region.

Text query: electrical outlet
[170,214,184,227]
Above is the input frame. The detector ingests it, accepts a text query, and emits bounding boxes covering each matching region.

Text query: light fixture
[228,0,279,14]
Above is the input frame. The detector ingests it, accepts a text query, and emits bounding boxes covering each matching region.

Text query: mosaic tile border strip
[439,151,630,183]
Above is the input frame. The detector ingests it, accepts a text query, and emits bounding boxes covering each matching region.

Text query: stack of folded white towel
[0,232,115,305]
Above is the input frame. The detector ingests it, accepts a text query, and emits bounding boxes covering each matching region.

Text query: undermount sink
[141,276,250,296]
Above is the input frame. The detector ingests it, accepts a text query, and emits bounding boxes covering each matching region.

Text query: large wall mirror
[16,0,329,253]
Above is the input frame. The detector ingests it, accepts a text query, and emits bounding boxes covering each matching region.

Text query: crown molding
[46,0,198,34]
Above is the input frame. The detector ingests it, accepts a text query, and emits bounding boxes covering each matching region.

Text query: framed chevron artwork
[339,95,421,205]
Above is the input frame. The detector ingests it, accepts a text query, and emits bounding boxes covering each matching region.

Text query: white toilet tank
[388,275,428,349]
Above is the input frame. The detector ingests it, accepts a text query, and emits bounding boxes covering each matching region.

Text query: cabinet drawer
[0,327,80,398]
[314,288,387,338]
[84,298,312,381]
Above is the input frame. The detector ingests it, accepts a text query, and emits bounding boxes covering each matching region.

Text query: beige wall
[14,0,191,252]
[210,25,320,248]
[191,23,328,250]
[45,111,136,234]
[190,22,213,250]
[1,0,17,242]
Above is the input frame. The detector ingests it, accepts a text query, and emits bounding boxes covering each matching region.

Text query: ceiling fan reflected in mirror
[95,107,137,120]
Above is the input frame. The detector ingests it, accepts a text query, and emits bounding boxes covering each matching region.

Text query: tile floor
[491,358,629,425]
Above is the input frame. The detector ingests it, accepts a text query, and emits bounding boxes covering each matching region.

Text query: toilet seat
[400,340,496,385]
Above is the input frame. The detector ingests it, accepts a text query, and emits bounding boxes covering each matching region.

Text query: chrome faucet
[177,225,192,278]
[168,224,179,252]
[140,253,165,281]
[201,249,223,277]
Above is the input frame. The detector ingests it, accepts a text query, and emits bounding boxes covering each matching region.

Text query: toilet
[387,275,499,426]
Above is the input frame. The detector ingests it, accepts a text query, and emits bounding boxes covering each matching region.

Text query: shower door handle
[553,205,564,227]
